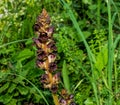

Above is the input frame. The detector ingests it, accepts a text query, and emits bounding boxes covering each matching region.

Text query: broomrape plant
[33,9,75,105]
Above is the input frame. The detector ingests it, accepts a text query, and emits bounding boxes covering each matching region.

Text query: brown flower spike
[33,9,60,105]
[33,9,59,93]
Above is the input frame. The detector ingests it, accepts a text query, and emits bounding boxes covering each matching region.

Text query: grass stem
[52,94,59,105]
[107,0,114,104]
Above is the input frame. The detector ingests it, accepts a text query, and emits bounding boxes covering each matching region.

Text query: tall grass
[107,0,114,105]
[58,0,120,105]
[107,0,120,104]
[58,0,99,104]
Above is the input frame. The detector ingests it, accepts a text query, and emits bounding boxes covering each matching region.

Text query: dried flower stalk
[33,9,59,105]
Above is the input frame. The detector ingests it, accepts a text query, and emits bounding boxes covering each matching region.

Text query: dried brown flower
[33,9,59,93]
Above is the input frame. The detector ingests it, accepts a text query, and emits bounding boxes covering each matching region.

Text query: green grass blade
[107,0,114,104]
[113,35,120,95]
[0,38,31,48]
[113,34,120,50]
[112,12,117,25]
[62,60,71,93]
[73,79,83,93]
[111,0,120,25]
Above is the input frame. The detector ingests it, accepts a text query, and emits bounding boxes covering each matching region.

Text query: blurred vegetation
[0,0,120,105]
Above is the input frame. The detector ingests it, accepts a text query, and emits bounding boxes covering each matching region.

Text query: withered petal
[37,51,47,60]
[33,38,42,48]
[50,84,58,93]
[59,98,67,105]
[37,48,43,54]
[47,40,57,51]
[38,32,49,43]
[46,26,54,37]
[70,102,76,105]
[33,24,40,31]
[68,94,74,99]
[49,62,57,72]
[36,60,45,69]
[48,53,56,63]
[40,74,50,84]
[52,74,60,84]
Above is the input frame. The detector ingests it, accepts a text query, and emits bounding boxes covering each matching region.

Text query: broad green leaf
[0,82,10,93]
[13,91,19,97]
[0,95,3,102]
[34,93,42,103]
[82,0,92,5]
[16,48,34,62]
[17,85,28,95]
[30,87,36,93]
[62,60,70,93]
[20,59,35,77]
[89,4,97,10]
[82,31,91,40]
[84,98,94,105]
[95,46,108,71]
[6,99,17,105]
[1,94,13,104]
[25,38,33,45]
[8,83,17,93]
[16,61,22,70]
[76,31,91,42]
[0,71,7,79]
[13,76,25,85]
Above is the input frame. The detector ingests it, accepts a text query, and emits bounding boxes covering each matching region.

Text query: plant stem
[52,94,59,105]
[107,0,113,104]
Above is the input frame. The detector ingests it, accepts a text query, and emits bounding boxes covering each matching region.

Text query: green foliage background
[0,0,120,105]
